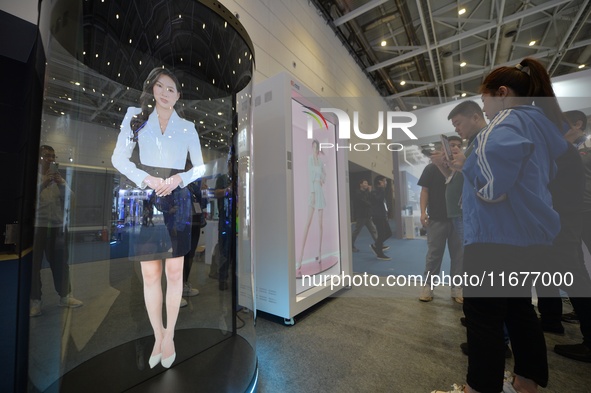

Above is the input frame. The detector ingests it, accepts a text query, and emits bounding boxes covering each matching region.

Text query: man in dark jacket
[370,176,392,260]
[351,179,378,252]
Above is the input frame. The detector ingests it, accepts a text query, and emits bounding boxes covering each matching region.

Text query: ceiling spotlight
[400,80,406,86]
[460,61,466,67]
[381,40,387,47]
[579,64,586,69]
[529,40,536,47]
[458,8,466,15]
[461,92,467,97]
[412,105,417,110]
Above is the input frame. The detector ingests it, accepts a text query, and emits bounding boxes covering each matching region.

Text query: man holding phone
[30,145,83,317]
[422,101,488,304]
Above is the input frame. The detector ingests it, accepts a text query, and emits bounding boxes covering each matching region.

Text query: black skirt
[129,166,192,261]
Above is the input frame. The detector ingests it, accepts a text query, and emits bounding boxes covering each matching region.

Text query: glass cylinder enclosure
[31,0,256,391]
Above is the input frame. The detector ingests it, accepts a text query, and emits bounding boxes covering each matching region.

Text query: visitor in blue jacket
[433,58,569,393]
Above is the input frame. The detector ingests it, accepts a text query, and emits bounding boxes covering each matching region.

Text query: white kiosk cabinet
[252,72,352,324]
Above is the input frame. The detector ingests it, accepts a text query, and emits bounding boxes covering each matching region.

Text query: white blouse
[112,107,205,188]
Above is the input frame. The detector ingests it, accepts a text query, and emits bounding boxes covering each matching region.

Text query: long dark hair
[479,58,565,128]
[130,67,183,136]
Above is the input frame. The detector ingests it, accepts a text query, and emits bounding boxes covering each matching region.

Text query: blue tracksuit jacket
[462,105,568,247]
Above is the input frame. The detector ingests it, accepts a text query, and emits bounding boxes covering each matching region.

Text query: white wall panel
[221,0,394,177]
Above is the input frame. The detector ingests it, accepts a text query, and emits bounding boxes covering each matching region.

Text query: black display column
[0,9,44,393]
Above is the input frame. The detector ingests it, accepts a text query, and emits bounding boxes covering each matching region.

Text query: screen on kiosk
[291,98,341,294]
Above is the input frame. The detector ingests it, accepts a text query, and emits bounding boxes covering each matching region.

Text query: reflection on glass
[31,145,83,317]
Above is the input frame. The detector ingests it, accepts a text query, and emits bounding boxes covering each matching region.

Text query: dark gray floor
[29,228,591,392]
[255,283,591,393]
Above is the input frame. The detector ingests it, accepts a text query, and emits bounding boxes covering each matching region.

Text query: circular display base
[44,328,257,393]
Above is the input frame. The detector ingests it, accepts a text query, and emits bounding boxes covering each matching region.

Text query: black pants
[183,221,202,283]
[463,243,548,392]
[371,214,391,250]
[537,212,591,345]
[31,226,71,300]
[218,224,232,283]
[351,215,377,245]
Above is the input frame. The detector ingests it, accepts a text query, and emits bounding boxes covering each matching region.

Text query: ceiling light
[579,64,586,69]
[381,40,387,47]
[412,105,417,109]
[458,8,466,15]
[400,80,406,86]
[460,61,466,67]
[529,40,536,46]
[461,93,467,97]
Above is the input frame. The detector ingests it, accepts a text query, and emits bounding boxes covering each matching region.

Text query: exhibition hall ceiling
[43,0,254,153]
[310,0,591,110]
[42,0,591,143]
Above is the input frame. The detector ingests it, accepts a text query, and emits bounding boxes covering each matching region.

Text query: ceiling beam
[434,17,492,24]
[366,0,571,73]
[548,0,591,74]
[384,37,591,100]
[373,45,421,51]
[489,0,506,68]
[333,0,390,26]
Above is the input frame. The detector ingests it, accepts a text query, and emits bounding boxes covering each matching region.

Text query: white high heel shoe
[148,353,162,369]
[161,352,176,368]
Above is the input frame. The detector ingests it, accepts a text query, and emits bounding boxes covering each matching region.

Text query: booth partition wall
[25,0,257,391]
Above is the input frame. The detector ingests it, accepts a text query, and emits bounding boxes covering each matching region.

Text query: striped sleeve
[465,110,534,202]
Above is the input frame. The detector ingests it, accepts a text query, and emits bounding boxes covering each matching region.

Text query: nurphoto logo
[304,106,418,152]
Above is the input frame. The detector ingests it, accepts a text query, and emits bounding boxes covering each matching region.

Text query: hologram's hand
[144,175,164,192]
[154,174,182,196]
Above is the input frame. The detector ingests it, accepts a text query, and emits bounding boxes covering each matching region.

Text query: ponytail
[480,58,565,129]
[519,58,565,129]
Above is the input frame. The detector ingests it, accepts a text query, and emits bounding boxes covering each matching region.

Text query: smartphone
[48,162,59,175]
[440,134,453,161]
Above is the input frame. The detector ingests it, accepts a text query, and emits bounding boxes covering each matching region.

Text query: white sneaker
[451,287,464,304]
[30,299,42,317]
[502,371,517,393]
[180,298,188,308]
[431,383,465,393]
[219,315,228,335]
[59,295,83,308]
[183,282,200,297]
[419,285,434,302]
